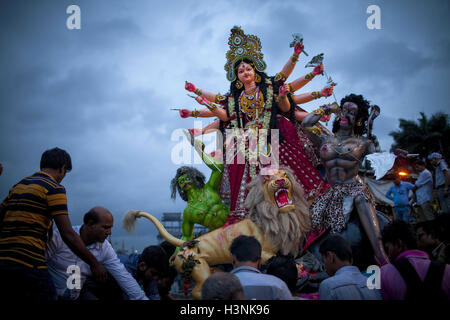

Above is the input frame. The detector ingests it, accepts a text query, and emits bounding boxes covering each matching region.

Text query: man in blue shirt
[428,152,450,215]
[229,235,292,300]
[318,235,381,300]
[413,160,435,222]
[385,175,414,223]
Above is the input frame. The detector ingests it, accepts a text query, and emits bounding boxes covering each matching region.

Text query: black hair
[40,147,72,171]
[170,166,205,202]
[160,240,176,257]
[382,220,417,250]
[415,220,437,238]
[138,245,169,272]
[201,272,244,300]
[83,208,100,225]
[415,159,426,167]
[332,93,370,136]
[230,235,261,263]
[319,235,353,262]
[266,254,298,293]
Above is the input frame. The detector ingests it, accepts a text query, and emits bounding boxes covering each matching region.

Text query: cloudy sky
[1,0,449,252]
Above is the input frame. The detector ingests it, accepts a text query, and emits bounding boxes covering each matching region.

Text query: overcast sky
[1,0,449,252]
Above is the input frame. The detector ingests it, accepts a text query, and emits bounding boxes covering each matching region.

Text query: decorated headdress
[224,26,267,82]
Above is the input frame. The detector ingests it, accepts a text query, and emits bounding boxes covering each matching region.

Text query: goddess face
[237,62,255,85]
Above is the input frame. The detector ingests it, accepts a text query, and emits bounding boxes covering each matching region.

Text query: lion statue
[122,167,310,299]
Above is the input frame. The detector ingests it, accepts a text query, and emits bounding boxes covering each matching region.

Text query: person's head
[137,245,169,283]
[40,147,72,183]
[266,254,298,293]
[230,235,262,269]
[319,235,353,276]
[237,60,256,85]
[416,220,440,251]
[428,152,442,166]
[394,175,401,186]
[201,272,246,300]
[170,166,205,202]
[382,220,417,260]
[332,94,370,136]
[415,159,426,172]
[82,207,114,244]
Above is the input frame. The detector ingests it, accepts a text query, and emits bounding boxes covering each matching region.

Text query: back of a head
[201,272,244,300]
[40,147,72,171]
[139,245,168,272]
[382,220,417,250]
[266,254,298,293]
[319,235,353,262]
[230,235,261,263]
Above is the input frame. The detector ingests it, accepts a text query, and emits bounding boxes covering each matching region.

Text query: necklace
[329,135,361,157]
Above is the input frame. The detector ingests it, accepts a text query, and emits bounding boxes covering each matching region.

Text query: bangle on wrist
[191,110,200,118]
[311,91,322,100]
[304,125,321,136]
[194,88,203,96]
[312,108,325,117]
[274,71,287,83]
[304,71,316,81]
[291,53,299,63]
[214,93,226,104]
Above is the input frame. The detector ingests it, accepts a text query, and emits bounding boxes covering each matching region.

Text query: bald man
[46,207,148,300]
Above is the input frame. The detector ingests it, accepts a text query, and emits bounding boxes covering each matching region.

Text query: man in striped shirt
[0,147,107,300]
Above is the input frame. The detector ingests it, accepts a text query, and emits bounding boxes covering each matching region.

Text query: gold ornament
[311,91,321,99]
[214,93,226,104]
[304,72,316,81]
[191,110,200,118]
[194,88,203,96]
[225,26,267,82]
[235,80,243,89]
[274,71,287,83]
[255,73,261,83]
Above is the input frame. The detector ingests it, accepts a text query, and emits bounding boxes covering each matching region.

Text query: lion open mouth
[274,188,292,208]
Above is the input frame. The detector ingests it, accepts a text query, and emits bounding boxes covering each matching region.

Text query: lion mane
[244,167,311,256]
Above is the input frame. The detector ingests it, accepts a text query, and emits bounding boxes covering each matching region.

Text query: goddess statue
[179,26,334,225]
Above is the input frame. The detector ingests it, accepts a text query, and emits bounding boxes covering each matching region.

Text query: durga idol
[179,26,334,225]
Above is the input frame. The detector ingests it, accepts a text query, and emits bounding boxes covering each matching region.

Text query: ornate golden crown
[224,26,267,82]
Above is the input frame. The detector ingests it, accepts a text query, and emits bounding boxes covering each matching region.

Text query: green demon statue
[170,132,229,243]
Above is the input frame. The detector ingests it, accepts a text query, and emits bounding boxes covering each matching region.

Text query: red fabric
[224,117,327,226]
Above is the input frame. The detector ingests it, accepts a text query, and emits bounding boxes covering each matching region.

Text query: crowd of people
[0,147,449,301]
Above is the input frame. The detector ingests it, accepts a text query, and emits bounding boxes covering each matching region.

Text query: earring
[235,80,243,89]
[255,74,261,83]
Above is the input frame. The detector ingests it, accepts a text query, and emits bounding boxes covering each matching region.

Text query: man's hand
[185,81,196,92]
[90,262,108,283]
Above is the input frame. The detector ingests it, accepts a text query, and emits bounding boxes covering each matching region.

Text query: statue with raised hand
[170,131,229,245]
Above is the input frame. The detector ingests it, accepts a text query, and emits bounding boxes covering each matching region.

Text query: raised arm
[302,102,339,146]
[188,120,221,137]
[287,64,324,93]
[275,42,305,82]
[185,81,227,105]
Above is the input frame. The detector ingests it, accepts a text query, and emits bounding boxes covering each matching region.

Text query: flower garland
[227,78,273,178]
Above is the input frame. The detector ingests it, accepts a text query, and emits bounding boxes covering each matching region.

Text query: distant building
[156,212,209,243]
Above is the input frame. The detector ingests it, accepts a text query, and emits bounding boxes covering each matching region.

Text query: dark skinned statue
[301,94,389,268]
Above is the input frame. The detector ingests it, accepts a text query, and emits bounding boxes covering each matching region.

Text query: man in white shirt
[46,206,148,300]
[413,160,435,222]
[428,152,450,215]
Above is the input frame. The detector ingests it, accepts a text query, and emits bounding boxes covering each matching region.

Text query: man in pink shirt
[380,220,450,300]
